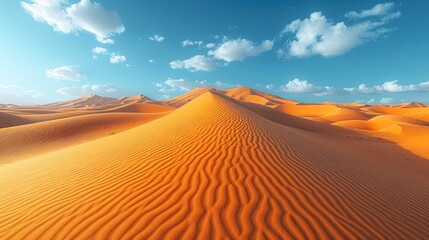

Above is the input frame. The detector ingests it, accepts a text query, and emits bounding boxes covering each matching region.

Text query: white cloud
[155,78,237,92]
[92,46,107,54]
[266,79,429,97]
[265,84,275,90]
[110,53,126,63]
[280,78,322,93]
[46,65,84,81]
[149,34,164,42]
[345,80,429,94]
[268,79,340,96]
[170,55,216,72]
[379,97,394,104]
[356,97,395,105]
[205,43,215,48]
[21,0,124,44]
[57,83,124,96]
[91,46,108,58]
[149,59,155,63]
[208,38,273,62]
[345,2,396,19]
[280,3,400,58]
[182,39,203,47]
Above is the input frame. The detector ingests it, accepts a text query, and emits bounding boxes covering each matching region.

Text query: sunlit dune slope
[1,92,429,239]
[163,86,296,107]
[107,103,175,113]
[0,112,168,164]
[162,87,224,107]
[225,86,297,106]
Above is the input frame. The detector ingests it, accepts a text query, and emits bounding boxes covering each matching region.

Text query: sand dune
[1,92,429,239]
[0,112,168,164]
[107,102,175,113]
[163,87,224,107]
[225,86,297,106]
[0,112,32,128]
[163,86,296,108]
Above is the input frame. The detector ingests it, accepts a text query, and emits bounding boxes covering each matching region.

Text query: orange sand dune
[363,105,429,115]
[3,101,173,125]
[106,102,175,113]
[1,92,429,239]
[163,87,224,107]
[275,103,338,117]
[0,112,168,163]
[333,115,429,131]
[163,86,296,107]
[44,94,120,110]
[225,86,297,106]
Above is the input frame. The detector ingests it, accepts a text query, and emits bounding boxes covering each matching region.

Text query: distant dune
[1,87,429,239]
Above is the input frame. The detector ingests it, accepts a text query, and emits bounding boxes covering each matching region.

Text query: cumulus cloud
[182,39,203,47]
[21,0,124,44]
[155,78,238,92]
[279,3,400,58]
[208,38,273,62]
[57,83,124,96]
[273,78,335,96]
[91,46,108,58]
[149,34,164,42]
[92,46,107,54]
[110,53,126,63]
[280,78,320,93]
[170,55,216,72]
[46,65,84,81]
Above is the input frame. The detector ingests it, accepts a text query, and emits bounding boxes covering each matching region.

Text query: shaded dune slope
[1,93,429,239]
[0,112,32,128]
[0,112,168,163]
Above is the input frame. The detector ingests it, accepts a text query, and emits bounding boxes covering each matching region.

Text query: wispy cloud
[344,80,429,93]
[356,97,395,105]
[345,2,397,19]
[149,34,165,42]
[57,83,127,97]
[21,0,125,44]
[267,79,429,96]
[0,85,46,104]
[170,55,217,72]
[154,78,238,92]
[182,39,203,47]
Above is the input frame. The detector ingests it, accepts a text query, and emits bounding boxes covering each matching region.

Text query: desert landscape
[2,0,429,239]
[1,86,429,239]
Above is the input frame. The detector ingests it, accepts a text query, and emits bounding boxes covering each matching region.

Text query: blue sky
[0,0,428,105]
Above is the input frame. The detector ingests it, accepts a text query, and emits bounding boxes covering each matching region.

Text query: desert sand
[1,87,429,239]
